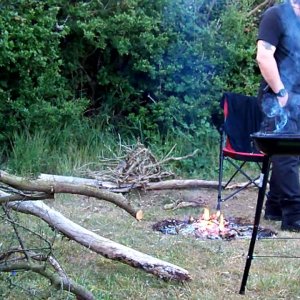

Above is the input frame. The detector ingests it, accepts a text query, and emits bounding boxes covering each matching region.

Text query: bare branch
[144,149,199,171]
[0,192,53,204]
[0,260,95,300]
[2,206,30,261]
[7,200,191,281]
[0,171,143,220]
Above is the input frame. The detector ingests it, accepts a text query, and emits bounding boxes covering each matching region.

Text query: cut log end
[136,210,143,221]
[152,266,192,282]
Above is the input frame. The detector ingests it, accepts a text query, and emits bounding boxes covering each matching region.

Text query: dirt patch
[48,184,297,299]
[131,186,280,235]
[134,187,257,218]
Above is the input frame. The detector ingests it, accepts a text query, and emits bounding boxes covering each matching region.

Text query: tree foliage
[0,1,88,142]
[0,0,270,143]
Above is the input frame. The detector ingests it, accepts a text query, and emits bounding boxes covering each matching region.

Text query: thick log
[226,179,265,190]
[0,171,142,220]
[39,174,221,190]
[39,174,101,187]
[145,179,220,190]
[39,174,261,192]
[38,173,133,193]
[5,199,191,281]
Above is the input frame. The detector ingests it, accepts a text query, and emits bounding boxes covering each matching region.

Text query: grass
[1,124,220,180]
[2,188,300,299]
[2,127,300,299]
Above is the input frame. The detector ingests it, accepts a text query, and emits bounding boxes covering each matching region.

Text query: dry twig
[77,142,199,188]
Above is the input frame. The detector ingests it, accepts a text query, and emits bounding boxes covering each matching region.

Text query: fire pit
[153,208,277,241]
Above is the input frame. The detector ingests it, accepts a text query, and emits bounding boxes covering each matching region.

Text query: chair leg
[217,131,225,211]
[220,159,263,203]
[239,155,271,294]
[223,160,247,189]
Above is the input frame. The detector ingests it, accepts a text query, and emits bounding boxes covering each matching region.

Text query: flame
[202,207,210,221]
[219,213,225,231]
[200,208,221,222]
[196,208,228,237]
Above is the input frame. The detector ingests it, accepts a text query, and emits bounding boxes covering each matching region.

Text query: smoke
[261,92,300,133]
[261,93,289,132]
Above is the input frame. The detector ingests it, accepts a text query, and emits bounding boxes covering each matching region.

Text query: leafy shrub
[0,0,266,175]
[0,1,88,140]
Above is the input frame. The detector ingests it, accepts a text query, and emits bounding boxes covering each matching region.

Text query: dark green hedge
[0,0,265,142]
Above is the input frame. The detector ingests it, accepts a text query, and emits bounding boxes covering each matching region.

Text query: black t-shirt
[258,2,300,94]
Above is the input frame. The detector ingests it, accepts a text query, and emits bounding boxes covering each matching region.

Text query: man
[256,0,300,231]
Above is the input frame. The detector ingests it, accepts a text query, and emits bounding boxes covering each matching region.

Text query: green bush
[0,1,260,137]
[0,0,267,175]
[0,1,89,140]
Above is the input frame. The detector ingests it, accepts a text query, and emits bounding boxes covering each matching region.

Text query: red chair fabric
[217,92,265,209]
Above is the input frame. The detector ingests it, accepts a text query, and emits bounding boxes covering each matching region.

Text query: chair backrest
[221,92,263,153]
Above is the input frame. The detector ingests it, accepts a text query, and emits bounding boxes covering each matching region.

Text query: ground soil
[47,183,300,299]
[133,185,281,235]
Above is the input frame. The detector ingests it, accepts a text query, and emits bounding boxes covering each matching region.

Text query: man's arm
[256,39,288,107]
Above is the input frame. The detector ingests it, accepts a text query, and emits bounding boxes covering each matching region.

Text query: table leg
[239,155,271,294]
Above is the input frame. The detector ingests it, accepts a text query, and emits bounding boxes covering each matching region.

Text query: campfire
[153,208,277,240]
[192,208,228,239]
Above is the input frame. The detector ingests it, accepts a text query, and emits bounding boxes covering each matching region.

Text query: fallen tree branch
[39,174,131,192]
[0,260,95,300]
[39,174,101,187]
[5,199,191,282]
[226,179,267,190]
[144,179,220,190]
[0,192,53,204]
[39,174,221,191]
[39,174,262,192]
[164,200,207,210]
[0,171,143,220]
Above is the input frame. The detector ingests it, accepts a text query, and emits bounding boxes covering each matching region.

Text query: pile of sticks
[78,142,198,186]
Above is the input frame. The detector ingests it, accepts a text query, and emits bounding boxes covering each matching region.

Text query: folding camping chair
[216,92,265,210]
